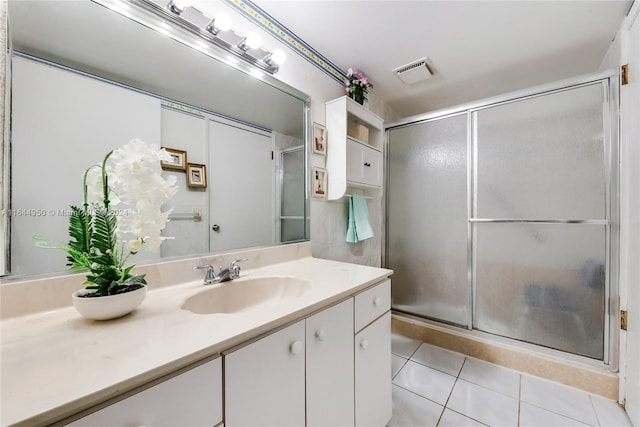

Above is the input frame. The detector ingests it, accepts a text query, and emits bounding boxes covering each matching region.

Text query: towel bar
[345,193,373,200]
[168,210,202,222]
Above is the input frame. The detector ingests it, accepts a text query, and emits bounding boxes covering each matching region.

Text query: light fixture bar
[132,0,281,74]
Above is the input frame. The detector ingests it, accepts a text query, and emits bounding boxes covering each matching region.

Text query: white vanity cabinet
[354,280,392,427]
[61,280,390,427]
[224,320,306,426]
[224,301,354,427]
[325,96,384,200]
[306,299,355,427]
[65,357,223,427]
[224,280,391,427]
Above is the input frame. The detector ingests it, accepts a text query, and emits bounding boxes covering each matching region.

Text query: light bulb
[271,49,286,65]
[168,0,193,14]
[245,32,262,50]
[214,11,232,31]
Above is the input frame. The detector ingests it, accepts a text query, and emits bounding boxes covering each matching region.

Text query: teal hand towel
[346,194,374,243]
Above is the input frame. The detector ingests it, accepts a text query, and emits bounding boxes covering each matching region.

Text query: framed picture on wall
[161,147,187,171]
[187,163,207,188]
[313,123,327,155]
[312,167,327,198]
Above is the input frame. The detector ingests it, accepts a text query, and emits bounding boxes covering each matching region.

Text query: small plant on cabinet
[344,68,373,105]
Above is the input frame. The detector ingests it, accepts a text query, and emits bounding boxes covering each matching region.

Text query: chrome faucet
[193,258,248,284]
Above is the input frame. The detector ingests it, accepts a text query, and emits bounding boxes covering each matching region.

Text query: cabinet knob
[360,339,369,350]
[315,329,327,341]
[290,340,303,355]
[373,296,381,307]
[364,162,371,167]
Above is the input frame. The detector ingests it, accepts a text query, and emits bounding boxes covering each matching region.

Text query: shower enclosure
[387,74,618,362]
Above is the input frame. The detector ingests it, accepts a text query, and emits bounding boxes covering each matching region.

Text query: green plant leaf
[123,274,147,287]
[67,205,92,266]
[90,206,118,268]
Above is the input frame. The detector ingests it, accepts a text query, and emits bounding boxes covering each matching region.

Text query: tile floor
[390,334,633,427]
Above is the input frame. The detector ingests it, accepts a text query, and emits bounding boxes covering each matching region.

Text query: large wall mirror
[3,0,310,279]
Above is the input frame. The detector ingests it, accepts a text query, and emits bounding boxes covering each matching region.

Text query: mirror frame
[1,0,311,281]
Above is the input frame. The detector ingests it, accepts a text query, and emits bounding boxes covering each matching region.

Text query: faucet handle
[231,258,248,267]
[193,264,217,281]
[229,258,248,279]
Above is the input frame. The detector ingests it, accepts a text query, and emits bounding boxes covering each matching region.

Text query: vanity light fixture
[167,0,192,15]
[206,11,232,35]
[264,49,286,66]
[238,32,262,51]
[131,0,285,74]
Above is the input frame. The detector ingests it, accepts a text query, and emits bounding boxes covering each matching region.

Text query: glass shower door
[388,114,469,326]
[472,82,609,359]
[279,146,305,242]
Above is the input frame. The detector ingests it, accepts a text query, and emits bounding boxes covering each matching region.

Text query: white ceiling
[255,0,632,117]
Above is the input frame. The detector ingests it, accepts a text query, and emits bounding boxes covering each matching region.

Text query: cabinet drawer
[66,358,222,426]
[354,279,391,332]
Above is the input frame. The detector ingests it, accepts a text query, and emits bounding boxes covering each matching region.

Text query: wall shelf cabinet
[325,96,384,200]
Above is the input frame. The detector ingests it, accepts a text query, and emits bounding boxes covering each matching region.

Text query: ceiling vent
[393,57,436,85]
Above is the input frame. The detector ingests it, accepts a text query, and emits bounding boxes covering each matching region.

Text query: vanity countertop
[0,256,392,427]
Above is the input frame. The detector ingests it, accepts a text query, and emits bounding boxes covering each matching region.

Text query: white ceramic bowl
[72,286,147,320]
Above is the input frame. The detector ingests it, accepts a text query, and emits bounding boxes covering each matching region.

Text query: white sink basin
[181,276,312,314]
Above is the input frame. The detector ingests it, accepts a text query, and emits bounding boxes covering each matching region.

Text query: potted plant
[344,68,373,106]
[35,138,178,320]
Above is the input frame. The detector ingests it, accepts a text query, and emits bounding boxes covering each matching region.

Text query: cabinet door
[362,147,382,187]
[306,299,355,427]
[66,358,222,426]
[224,320,305,426]
[355,311,392,427]
[346,138,365,183]
[347,138,382,187]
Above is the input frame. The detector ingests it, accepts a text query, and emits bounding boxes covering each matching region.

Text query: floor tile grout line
[519,369,600,396]
[391,356,410,381]
[456,356,465,377]
[407,342,421,359]
[391,382,448,408]
[517,373,522,427]
[588,393,603,427]
[454,376,520,401]
[406,357,466,378]
[441,408,490,427]
[519,399,598,426]
[436,357,467,426]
